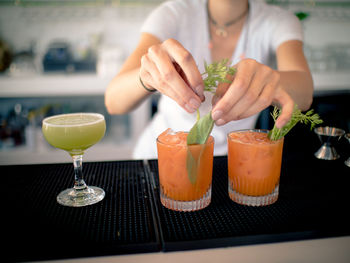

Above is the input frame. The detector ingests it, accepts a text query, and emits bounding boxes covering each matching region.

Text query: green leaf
[268,105,323,141]
[186,148,196,184]
[295,11,309,21]
[187,111,214,145]
[186,59,236,184]
[185,111,214,186]
[186,143,205,185]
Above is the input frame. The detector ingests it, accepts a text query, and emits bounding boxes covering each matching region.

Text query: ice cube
[158,128,185,145]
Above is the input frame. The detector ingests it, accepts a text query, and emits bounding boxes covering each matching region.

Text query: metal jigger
[314,126,345,160]
[345,133,350,167]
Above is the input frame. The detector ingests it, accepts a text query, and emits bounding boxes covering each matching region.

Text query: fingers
[211,59,294,128]
[273,89,294,129]
[162,39,205,100]
[236,82,275,120]
[140,39,204,113]
[212,61,254,117]
[212,74,234,107]
[139,54,159,89]
[231,66,279,119]
[211,59,256,125]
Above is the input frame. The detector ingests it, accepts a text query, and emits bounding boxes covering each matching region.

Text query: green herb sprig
[268,105,323,141]
[202,59,237,93]
[187,59,236,145]
[186,59,236,184]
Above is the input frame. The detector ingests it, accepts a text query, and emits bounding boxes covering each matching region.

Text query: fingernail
[212,110,223,121]
[275,119,285,129]
[195,85,205,100]
[212,95,219,106]
[184,103,196,113]
[216,119,225,126]
[189,98,200,109]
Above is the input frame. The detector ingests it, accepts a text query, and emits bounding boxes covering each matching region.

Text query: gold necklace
[207,1,249,38]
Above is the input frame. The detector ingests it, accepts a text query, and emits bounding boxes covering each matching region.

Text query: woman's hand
[139,38,205,113]
[211,59,294,129]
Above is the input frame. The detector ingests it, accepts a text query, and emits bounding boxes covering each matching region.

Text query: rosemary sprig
[268,105,323,141]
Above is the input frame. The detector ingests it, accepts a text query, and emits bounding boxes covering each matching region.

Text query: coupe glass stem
[72,155,88,192]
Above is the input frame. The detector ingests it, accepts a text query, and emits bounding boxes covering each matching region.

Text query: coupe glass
[42,113,106,207]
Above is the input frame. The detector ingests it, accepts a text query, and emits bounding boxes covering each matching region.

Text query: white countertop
[35,236,350,263]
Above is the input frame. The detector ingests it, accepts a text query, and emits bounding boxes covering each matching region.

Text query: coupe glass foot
[57,186,105,207]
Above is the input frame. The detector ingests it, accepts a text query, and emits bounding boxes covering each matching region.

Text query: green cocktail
[42,113,106,207]
[43,113,106,156]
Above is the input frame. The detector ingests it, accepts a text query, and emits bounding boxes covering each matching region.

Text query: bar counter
[3,126,350,262]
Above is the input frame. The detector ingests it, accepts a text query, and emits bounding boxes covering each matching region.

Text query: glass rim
[314,126,345,137]
[227,129,284,142]
[156,131,214,146]
[42,112,105,127]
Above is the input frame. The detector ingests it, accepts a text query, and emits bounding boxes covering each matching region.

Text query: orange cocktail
[227,129,284,206]
[156,129,214,211]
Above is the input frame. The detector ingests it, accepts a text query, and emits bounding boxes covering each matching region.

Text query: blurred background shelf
[0,73,109,97]
[0,80,152,165]
[1,71,349,98]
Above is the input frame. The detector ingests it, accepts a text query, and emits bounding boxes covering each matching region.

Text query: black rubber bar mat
[3,160,159,262]
[147,137,350,252]
[2,127,349,262]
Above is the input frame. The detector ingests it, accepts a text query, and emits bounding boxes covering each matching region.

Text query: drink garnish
[187,111,215,145]
[187,59,236,145]
[186,111,214,185]
[186,59,236,184]
[268,105,323,141]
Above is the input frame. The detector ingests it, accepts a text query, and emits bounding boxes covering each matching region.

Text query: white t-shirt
[133,0,303,159]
